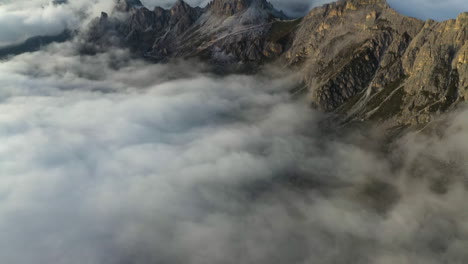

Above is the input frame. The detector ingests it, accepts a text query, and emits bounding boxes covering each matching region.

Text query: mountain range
[3,0,468,127]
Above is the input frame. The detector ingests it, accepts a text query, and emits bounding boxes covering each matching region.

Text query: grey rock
[285,0,467,125]
[84,0,468,125]
[85,0,289,65]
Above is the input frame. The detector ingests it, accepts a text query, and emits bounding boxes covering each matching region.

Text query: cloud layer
[0,0,468,263]
[0,0,114,46]
[0,37,468,264]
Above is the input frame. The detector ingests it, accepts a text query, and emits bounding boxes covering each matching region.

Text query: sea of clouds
[0,1,468,264]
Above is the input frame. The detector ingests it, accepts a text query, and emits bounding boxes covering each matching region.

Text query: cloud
[0,1,73,46]
[0,38,468,264]
[0,0,468,263]
[0,0,115,46]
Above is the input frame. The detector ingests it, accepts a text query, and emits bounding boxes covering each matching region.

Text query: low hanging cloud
[0,36,468,264]
[0,0,73,46]
[1,1,468,263]
[0,0,115,47]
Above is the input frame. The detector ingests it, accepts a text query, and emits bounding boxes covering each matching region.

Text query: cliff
[84,0,468,126]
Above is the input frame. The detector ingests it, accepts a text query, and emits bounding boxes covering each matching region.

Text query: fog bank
[0,38,467,264]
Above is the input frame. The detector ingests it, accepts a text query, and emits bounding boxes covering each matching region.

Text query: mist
[0,0,468,263]
[0,32,467,264]
[0,0,115,46]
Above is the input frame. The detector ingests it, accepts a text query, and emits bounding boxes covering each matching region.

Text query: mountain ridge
[84,0,468,127]
[5,0,465,128]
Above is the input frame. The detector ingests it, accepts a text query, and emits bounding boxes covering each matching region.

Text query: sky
[388,0,468,21]
[0,0,467,264]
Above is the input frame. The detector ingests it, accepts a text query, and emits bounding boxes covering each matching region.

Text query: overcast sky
[388,0,468,21]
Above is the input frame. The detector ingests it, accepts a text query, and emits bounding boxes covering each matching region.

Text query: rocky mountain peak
[207,0,270,16]
[339,0,388,12]
[167,0,201,31]
[84,0,468,127]
[458,12,468,22]
[346,0,388,6]
[170,0,194,16]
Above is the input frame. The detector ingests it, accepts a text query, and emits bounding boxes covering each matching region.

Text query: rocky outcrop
[207,0,274,16]
[85,0,290,65]
[84,0,468,126]
[208,0,257,16]
[283,0,468,126]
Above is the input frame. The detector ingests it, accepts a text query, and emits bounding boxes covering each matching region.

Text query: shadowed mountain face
[208,0,270,15]
[0,30,72,60]
[84,0,468,126]
[85,0,288,67]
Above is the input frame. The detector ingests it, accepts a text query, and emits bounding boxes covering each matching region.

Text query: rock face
[285,0,468,126]
[85,0,468,126]
[86,0,288,66]
[208,0,258,16]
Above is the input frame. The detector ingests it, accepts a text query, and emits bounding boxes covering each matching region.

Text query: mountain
[285,0,468,127]
[84,0,288,65]
[84,0,468,127]
[0,30,72,60]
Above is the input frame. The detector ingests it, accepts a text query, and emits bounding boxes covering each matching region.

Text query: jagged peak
[154,6,169,17]
[171,0,190,8]
[457,12,468,22]
[168,0,201,20]
[207,0,270,16]
[345,0,388,7]
[170,0,193,12]
[324,0,388,11]
[309,0,389,18]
